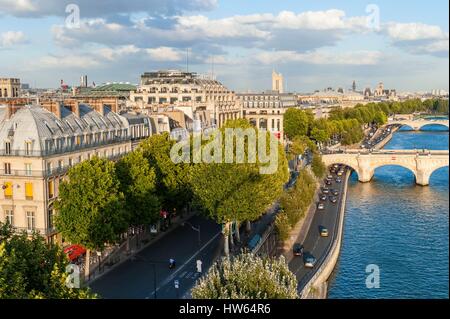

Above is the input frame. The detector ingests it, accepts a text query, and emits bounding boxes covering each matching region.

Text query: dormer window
[25,141,32,156]
[5,142,11,155]
[44,121,54,134]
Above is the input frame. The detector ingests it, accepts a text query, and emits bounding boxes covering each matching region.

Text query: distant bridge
[388,118,449,131]
[322,149,449,186]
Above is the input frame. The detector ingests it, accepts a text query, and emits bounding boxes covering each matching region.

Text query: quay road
[89,215,222,299]
[288,166,349,292]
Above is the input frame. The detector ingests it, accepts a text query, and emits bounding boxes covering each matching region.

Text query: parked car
[329,196,338,203]
[293,243,304,256]
[320,194,327,201]
[303,254,317,268]
[317,203,325,210]
[319,226,329,237]
[335,177,342,183]
[322,187,329,194]
[337,170,343,176]
[325,179,332,185]
[332,189,339,196]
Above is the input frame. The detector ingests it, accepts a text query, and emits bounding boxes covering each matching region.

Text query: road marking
[147,231,221,298]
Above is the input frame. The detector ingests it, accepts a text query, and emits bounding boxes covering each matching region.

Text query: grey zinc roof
[0,104,130,155]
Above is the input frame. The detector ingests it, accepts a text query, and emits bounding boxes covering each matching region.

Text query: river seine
[328,125,449,298]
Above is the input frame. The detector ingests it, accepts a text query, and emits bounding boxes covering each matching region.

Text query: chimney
[70,101,80,117]
[52,102,62,119]
[98,104,105,116]
[5,105,20,119]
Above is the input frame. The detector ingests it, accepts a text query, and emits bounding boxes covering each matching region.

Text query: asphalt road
[89,215,222,299]
[288,167,348,290]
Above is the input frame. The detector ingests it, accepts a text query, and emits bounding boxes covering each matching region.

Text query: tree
[55,157,128,277]
[116,150,160,227]
[373,111,388,125]
[0,223,96,299]
[191,252,298,299]
[311,153,327,178]
[190,119,289,255]
[283,108,311,139]
[139,133,192,213]
[310,127,329,147]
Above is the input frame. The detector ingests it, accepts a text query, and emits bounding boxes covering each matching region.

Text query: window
[25,182,33,200]
[76,135,81,145]
[26,211,35,232]
[58,160,63,170]
[25,163,32,176]
[48,180,54,199]
[4,163,11,175]
[3,182,13,199]
[69,158,73,167]
[5,209,13,225]
[47,162,52,174]
[25,141,32,155]
[5,142,11,155]
[48,209,55,231]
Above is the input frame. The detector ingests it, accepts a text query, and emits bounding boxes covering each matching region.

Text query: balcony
[0,136,130,158]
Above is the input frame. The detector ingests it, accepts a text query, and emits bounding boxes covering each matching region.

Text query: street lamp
[130,254,165,300]
[182,221,201,246]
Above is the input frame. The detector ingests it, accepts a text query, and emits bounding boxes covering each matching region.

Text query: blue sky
[0,0,448,92]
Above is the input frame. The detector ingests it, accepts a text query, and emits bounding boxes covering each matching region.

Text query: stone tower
[272,70,284,93]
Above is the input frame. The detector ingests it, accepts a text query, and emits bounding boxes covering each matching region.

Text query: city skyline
[0,0,449,92]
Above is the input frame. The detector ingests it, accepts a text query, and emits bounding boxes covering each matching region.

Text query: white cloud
[255,50,382,65]
[385,22,447,41]
[32,45,184,70]
[145,47,183,61]
[0,31,27,48]
[383,22,449,57]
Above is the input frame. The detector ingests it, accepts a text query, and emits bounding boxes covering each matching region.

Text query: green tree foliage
[311,154,327,178]
[190,119,289,254]
[55,157,127,251]
[373,111,388,125]
[139,133,192,212]
[191,252,298,299]
[283,108,311,139]
[287,135,313,160]
[116,150,161,226]
[274,212,291,242]
[277,169,316,233]
[0,223,96,299]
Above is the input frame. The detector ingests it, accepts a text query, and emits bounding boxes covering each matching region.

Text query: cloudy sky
[0,0,448,92]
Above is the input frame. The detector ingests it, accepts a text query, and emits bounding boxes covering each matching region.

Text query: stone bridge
[388,118,449,131]
[322,150,449,186]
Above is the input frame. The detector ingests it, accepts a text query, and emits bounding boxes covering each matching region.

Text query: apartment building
[237,91,297,142]
[0,103,153,243]
[130,70,242,130]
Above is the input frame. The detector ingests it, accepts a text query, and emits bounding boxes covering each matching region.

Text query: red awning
[64,244,86,261]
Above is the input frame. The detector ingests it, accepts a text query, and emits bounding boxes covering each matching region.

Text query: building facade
[0,78,21,98]
[237,91,297,142]
[129,70,242,130]
[0,103,153,243]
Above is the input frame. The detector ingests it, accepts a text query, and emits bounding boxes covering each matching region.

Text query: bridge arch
[423,163,449,186]
[417,123,449,131]
[429,165,449,185]
[371,164,418,183]
[389,120,449,131]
